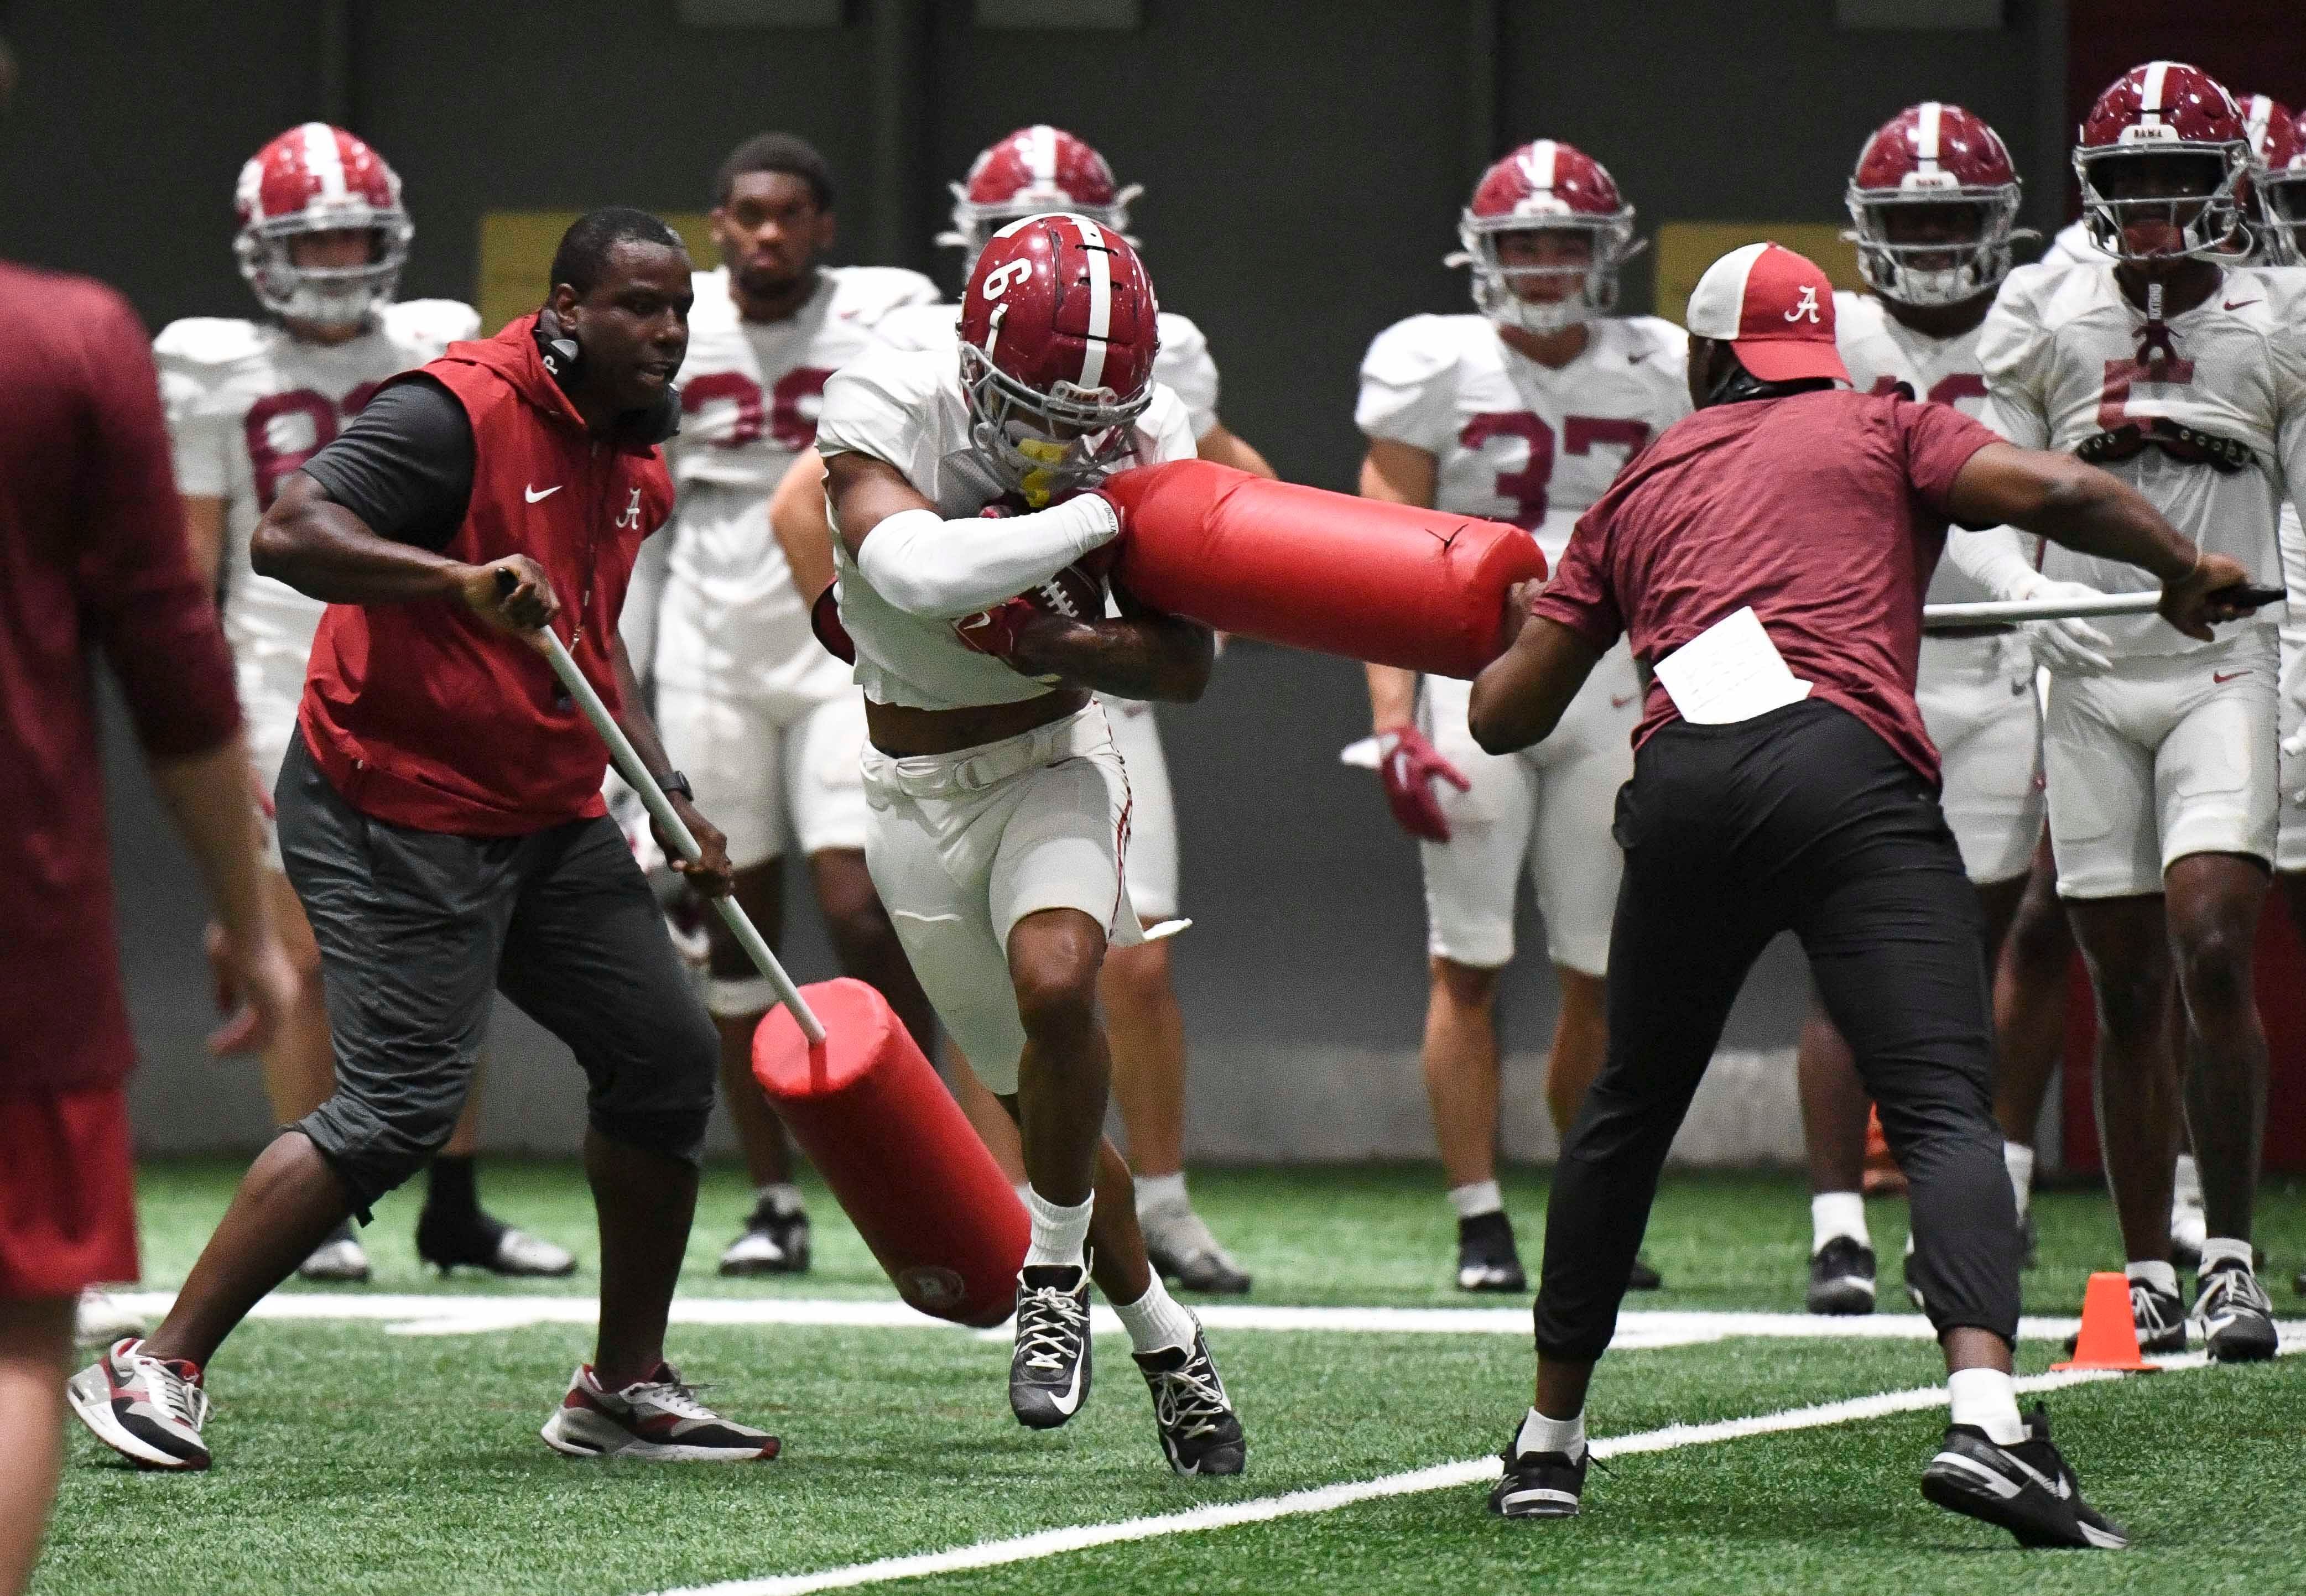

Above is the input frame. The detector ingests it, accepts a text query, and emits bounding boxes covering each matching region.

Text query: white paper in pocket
[1652,607,1813,725]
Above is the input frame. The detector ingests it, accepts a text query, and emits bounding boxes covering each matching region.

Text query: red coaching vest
[296,316,673,836]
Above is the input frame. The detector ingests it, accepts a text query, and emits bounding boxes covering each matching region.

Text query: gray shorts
[277,732,717,1220]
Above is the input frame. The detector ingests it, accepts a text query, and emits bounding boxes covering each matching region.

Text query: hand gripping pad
[754,979,1027,1327]
[1098,460,1547,680]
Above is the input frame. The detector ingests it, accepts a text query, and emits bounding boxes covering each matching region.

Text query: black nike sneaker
[718,1196,811,1276]
[2195,1259,2279,1364]
[1807,1236,1877,1316]
[1921,1404,2127,1549]
[1010,1264,1093,1429]
[1489,1434,1590,1519]
[1134,1328,1245,1475]
[415,1207,576,1278]
[2060,1277,2186,1356]
[1456,1211,1526,1293]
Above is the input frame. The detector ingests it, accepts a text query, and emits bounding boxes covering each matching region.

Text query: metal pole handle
[533,625,826,1044]
[1922,591,2163,629]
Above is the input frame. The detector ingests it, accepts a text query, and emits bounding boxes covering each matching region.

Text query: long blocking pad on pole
[754,978,1027,1328]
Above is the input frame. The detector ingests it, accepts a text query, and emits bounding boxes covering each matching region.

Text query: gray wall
[11,1,2063,1159]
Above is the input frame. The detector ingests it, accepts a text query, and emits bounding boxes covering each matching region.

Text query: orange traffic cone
[1861,1107,1908,1197]
[2050,1271,2163,1373]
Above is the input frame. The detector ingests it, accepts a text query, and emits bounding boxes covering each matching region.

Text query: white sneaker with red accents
[66,1338,212,1471]
[539,1363,779,1461]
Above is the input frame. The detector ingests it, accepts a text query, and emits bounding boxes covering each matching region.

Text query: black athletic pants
[1533,699,2022,1363]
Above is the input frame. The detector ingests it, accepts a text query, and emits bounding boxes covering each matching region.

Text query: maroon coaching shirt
[1529,387,2001,785]
[0,264,242,1093]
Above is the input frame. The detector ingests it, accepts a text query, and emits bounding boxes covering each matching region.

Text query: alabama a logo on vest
[613,486,643,529]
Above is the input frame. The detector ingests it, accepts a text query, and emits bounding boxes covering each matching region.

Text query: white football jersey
[1982,260,2306,654]
[2043,220,2109,272]
[1835,291,2021,606]
[1355,312,1690,567]
[156,299,479,718]
[654,264,939,703]
[872,301,1223,442]
[814,344,1198,711]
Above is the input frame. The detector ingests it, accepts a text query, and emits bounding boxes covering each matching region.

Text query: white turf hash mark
[643,1346,2291,1596]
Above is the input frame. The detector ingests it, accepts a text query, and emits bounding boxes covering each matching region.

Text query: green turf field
[40,1162,2306,1596]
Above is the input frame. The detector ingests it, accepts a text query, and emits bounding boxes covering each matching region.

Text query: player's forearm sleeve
[1945,523,2040,601]
[858,493,1120,619]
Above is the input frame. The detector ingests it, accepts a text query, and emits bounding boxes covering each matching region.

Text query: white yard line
[106,1289,2149,1345]
[641,1347,2300,1596]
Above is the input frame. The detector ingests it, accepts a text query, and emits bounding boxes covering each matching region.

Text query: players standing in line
[156,124,570,1286]
[1355,141,1686,1294]
[1795,104,2093,1313]
[813,214,1245,1474]
[1975,62,2305,1358]
[768,126,1274,1294]
[647,133,945,1277]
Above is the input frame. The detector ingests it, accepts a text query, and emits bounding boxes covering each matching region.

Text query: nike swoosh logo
[1048,1354,1085,1416]
[2214,671,2250,682]
[2225,299,2260,311]
[2003,1452,2073,1500]
[525,484,561,503]
[1611,693,1637,708]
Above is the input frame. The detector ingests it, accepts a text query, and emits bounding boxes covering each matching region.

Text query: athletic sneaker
[539,1363,779,1461]
[1141,1201,1252,1295]
[296,1222,371,1282]
[74,1289,146,1347]
[2171,1186,2207,1271]
[66,1338,212,1471]
[1134,1328,1246,1475]
[2060,1277,2186,1356]
[718,1197,811,1276]
[1807,1237,1877,1316]
[1456,1211,1526,1294]
[1920,1404,2127,1549]
[414,1207,576,1278]
[2194,1259,2279,1363]
[1490,1436,1590,1519]
[1010,1264,1094,1428]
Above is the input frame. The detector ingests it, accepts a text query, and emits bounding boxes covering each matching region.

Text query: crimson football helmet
[2235,93,2302,264]
[957,212,1159,499]
[235,122,411,327]
[940,126,1142,258]
[2260,106,2306,264]
[1844,102,2026,305]
[1449,140,1642,334]
[2074,62,2250,262]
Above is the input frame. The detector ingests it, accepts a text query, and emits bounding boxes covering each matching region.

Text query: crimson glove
[1376,724,1470,843]
[952,596,1045,659]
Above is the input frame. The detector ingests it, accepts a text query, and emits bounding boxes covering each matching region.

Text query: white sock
[1513,1405,1586,1462]
[1810,1191,1870,1254]
[2172,1154,2203,1207]
[1946,1366,2024,1446]
[1113,1275,1198,1355]
[1449,1180,1504,1221]
[1134,1172,1188,1214]
[1022,1187,1094,1272]
[2198,1237,2253,1274]
[2126,1258,2179,1298]
[2001,1141,2035,1219]
[754,1182,804,1217]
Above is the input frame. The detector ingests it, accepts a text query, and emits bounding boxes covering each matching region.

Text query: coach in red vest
[75,210,780,1472]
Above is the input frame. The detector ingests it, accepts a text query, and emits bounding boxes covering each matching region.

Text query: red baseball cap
[1684,242,1851,384]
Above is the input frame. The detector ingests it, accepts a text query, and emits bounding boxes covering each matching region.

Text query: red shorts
[0,1082,138,1299]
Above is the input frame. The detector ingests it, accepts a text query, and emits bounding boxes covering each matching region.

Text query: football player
[156,124,570,1285]
[767,126,1273,1294]
[1354,141,1686,1293]
[1797,103,2089,1314]
[647,133,946,1279]
[1974,62,2306,1359]
[813,213,1245,1474]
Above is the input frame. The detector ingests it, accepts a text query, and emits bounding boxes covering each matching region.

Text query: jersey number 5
[1459,412,1652,529]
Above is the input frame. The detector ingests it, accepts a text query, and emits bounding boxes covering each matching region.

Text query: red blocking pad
[1099,459,1547,681]
[753,978,1027,1328]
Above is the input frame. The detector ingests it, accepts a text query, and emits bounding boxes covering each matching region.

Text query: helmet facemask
[1451,213,1642,335]
[958,332,1151,507]
[236,208,409,328]
[2248,168,2304,264]
[2075,147,2247,262]
[1845,190,2022,305]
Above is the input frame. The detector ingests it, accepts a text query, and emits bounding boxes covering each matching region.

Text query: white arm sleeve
[1945,523,2041,601]
[856,494,1121,620]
